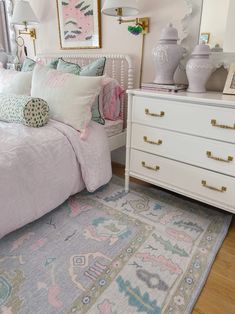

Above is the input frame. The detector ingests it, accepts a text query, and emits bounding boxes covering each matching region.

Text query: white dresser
[125,90,235,214]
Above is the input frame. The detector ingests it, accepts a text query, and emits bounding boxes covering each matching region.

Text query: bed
[0,54,133,239]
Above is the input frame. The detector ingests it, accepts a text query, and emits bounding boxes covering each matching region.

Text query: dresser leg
[125,172,130,192]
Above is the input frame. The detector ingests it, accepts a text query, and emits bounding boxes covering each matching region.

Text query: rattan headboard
[36,53,134,126]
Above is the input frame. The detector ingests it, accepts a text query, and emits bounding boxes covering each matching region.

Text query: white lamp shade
[11,0,39,25]
[102,0,139,17]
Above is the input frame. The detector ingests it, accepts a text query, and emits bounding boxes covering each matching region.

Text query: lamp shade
[11,0,39,25]
[102,0,139,17]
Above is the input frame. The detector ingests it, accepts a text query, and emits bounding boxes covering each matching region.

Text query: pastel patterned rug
[0,177,232,314]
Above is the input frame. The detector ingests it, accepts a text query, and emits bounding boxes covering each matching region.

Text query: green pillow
[21,57,36,72]
[0,94,49,127]
[21,58,59,72]
[48,59,59,69]
[57,57,106,77]
[57,58,81,75]
[56,57,106,125]
[90,97,104,125]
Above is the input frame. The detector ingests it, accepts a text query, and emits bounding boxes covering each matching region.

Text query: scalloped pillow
[0,68,32,95]
[0,94,49,127]
[31,64,103,132]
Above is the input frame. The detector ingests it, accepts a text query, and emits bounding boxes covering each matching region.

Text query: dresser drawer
[131,124,235,177]
[130,149,235,210]
[132,96,235,143]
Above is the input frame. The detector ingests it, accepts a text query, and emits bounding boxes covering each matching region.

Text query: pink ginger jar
[153,23,184,85]
[186,43,214,93]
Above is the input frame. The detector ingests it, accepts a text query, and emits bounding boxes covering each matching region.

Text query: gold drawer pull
[142,161,160,172]
[201,180,227,193]
[145,109,165,117]
[207,151,233,163]
[211,119,235,130]
[143,136,163,145]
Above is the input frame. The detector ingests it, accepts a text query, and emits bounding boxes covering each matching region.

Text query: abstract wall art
[56,0,101,49]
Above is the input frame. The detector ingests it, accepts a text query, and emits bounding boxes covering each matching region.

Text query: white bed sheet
[104,119,123,137]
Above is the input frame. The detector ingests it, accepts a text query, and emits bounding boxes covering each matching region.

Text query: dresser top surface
[127,89,235,108]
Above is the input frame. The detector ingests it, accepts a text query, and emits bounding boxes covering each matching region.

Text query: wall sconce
[11,0,39,56]
[102,0,150,86]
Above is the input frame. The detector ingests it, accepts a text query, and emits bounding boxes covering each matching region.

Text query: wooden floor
[112,163,235,314]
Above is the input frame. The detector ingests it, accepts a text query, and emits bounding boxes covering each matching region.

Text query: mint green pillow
[48,59,59,69]
[57,58,81,75]
[90,98,104,125]
[57,57,106,77]
[21,58,59,72]
[21,57,36,72]
[56,58,106,125]
[79,58,106,77]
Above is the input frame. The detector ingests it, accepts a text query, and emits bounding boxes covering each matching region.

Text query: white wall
[200,0,230,49]
[224,0,235,52]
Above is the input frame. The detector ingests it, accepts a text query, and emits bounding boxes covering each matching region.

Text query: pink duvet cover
[0,120,112,239]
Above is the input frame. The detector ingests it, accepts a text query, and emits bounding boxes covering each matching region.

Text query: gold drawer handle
[142,161,160,172]
[143,136,163,145]
[201,180,227,193]
[211,119,235,130]
[145,109,165,117]
[207,151,233,163]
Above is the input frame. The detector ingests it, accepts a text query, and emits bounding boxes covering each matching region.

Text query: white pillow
[31,64,103,132]
[0,68,32,95]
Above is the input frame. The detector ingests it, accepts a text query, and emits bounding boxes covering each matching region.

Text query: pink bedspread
[0,120,112,239]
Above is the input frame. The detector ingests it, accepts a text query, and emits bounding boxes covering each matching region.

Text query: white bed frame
[36,53,134,151]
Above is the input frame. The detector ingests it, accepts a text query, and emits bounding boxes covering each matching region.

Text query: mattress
[104,119,123,137]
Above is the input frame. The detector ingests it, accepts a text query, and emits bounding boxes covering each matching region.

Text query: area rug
[0,177,232,314]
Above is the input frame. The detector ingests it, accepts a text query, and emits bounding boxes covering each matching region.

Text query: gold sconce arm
[18,28,37,56]
[119,17,150,34]
[19,28,37,40]
[116,8,149,34]
[114,8,150,86]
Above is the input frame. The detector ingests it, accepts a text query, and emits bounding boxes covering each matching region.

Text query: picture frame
[223,64,235,95]
[200,32,210,44]
[56,0,101,49]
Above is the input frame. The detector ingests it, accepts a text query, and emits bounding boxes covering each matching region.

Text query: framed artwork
[223,64,235,95]
[200,32,210,44]
[56,0,101,49]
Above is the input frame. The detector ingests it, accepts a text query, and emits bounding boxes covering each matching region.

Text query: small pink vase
[186,44,214,93]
